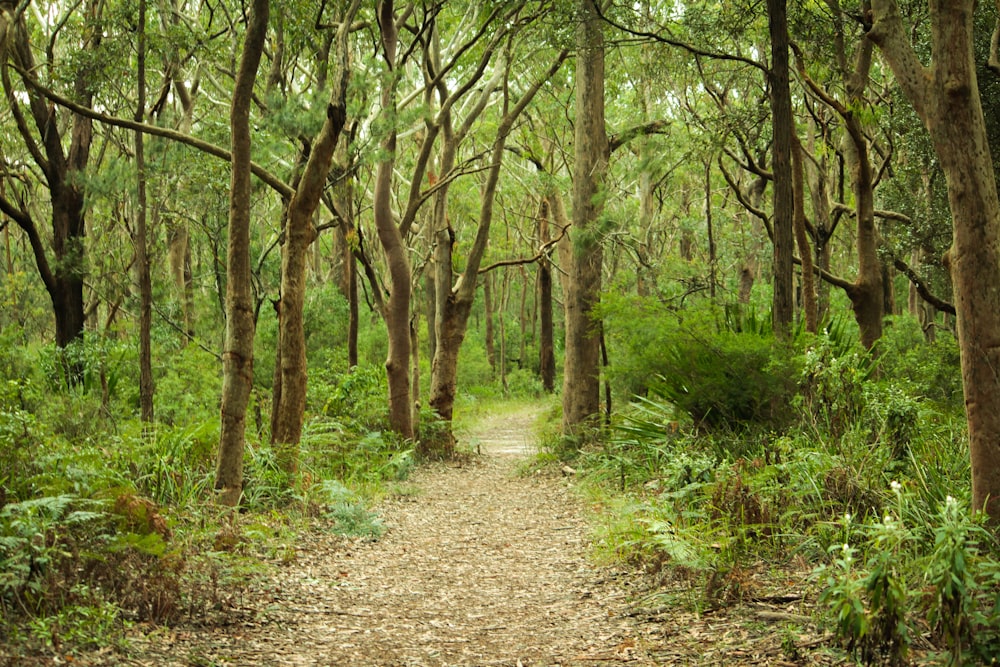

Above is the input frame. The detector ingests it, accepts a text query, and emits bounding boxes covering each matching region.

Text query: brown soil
[106,406,838,666]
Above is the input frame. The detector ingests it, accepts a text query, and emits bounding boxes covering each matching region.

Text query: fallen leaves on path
[79,407,844,666]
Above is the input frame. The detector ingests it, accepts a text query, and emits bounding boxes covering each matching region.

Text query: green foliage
[877,316,963,411]
[313,480,385,539]
[817,493,1000,667]
[154,346,222,426]
[574,314,987,661]
[601,297,799,430]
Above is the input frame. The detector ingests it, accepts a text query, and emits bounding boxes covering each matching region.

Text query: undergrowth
[0,335,412,660]
[554,305,997,665]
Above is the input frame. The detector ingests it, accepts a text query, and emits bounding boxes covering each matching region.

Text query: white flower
[890,480,902,492]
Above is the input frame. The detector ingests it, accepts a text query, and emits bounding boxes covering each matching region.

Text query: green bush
[877,316,963,411]
[602,297,798,430]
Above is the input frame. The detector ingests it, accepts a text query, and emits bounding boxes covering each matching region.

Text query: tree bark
[135,0,154,422]
[869,0,1000,521]
[270,0,358,470]
[374,0,414,440]
[563,0,608,436]
[538,198,556,393]
[215,0,269,507]
[792,138,818,333]
[767,0,795,340]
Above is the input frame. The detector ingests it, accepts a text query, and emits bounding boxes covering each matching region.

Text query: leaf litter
[77,408,842,666]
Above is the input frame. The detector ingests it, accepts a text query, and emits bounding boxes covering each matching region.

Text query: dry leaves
[74,407,842,666]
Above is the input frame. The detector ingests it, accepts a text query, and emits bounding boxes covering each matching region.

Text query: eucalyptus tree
[215,0,269,508]
[868,0,1000,522]
[269,1,360,471]
[425,8,568,453]
[136,0,153,421]
[0,1,102,363]
[562,0,608,435]
[373,0,413,439]
[766,0,795,339]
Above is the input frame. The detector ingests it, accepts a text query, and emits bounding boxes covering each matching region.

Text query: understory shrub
[601,297,799,431]
[577,316,982,661]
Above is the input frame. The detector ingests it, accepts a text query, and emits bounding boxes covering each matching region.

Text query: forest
[2,0,1000,664]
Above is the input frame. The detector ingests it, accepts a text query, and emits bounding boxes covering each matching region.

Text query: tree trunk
[375,0,413,440]
[0,5,97,370]
[346,232,359,369]
[216,0,269,506]
[792,139,818,333]
[411,312,420,430]
[538,199,556,393]
[135,0,154,423]
[499,269,509,393]
[271,0,360,473]
[705,161,717,298]
[270,1,357,469]
[870,0,1000,521]
[519,267,528,367]
[563,0,607,436]
[484,272,496,375]
[767,0,795,340]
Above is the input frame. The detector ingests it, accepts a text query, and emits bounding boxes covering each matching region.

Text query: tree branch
[892,254,954,314]
[608,119,670,153]
[12,65,295,201]
[478,222,569,275]
[593,4,768,74]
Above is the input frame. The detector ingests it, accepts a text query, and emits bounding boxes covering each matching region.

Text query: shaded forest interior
[3,1,1000,664]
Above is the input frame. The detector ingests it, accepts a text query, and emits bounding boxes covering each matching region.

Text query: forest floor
[74,406,842,666]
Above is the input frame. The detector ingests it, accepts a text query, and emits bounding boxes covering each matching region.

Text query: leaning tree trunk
[870,0,1000,522]
[562,0,607,436]
[425,49,567,452]
[270,1,357,470]
[215,0,269,507]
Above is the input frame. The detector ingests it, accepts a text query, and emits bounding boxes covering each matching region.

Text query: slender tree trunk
[870,0,1000,521]
[484,272,496,375]
[411,312,420,430]
[792,139,818,333]
[499,269,509,393]
[519,267,528,366]
[538,199,555,392]
[346,233,359,369]
[270,2,357,469]
[563,0,607,435]
[135,0,154,422]
[215,0,269,507]
[767,0,795,340]
[705,161,716,298]
[375,0,413,440]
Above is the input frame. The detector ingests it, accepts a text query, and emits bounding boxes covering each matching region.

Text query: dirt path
[124,406,658,666]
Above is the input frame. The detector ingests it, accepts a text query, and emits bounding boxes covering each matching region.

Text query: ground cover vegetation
[2,0,1000,664]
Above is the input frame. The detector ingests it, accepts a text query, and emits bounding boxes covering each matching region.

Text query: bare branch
[892,255,954,314]
[479,222,569,275]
